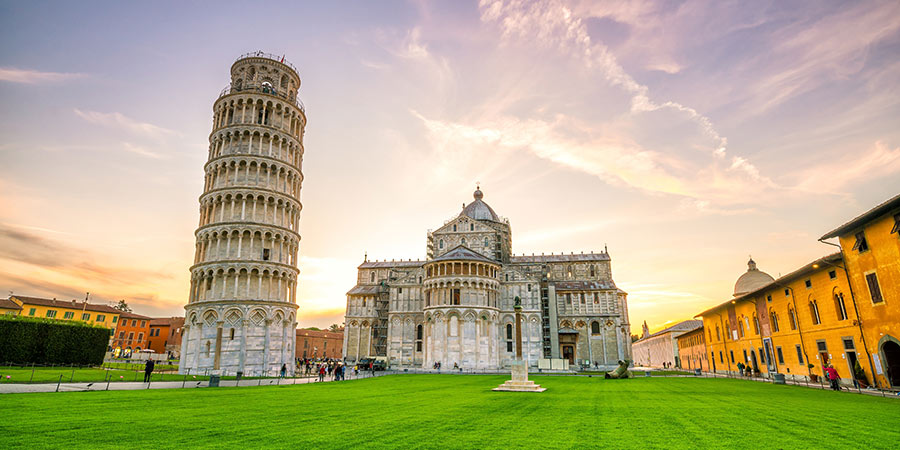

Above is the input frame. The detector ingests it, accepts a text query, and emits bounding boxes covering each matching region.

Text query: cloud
[122,142,168,159]
[73,109,177,139]
[469,0,777,208]
[794,141,900,194]
[0,224,173,287]
[0,67,85,84]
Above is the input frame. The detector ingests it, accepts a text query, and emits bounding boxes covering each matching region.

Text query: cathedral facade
[343,188,631,369]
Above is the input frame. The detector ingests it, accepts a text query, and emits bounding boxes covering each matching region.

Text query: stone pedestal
[493,360,545,392]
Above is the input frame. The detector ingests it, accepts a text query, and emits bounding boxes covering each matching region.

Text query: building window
[398,287,402,294]
[729,351,734,363]
[230,328,235,340]
[461,238,466,246]
[63,311,74,319]
[865,272,883,303]
[828,270,837,280]
[138,332,144,341]
[753,314,760,335]
[425,291,430,307]
[119,331,125,339]
[82,313,90,321]
[470,223,474,231]
[851,232,868,252]
[439,239,444,249]
[715,324,721,341]
[809,300,821,325]
[770,310,779,332]
[835,293,848,320]
[776,347,784,364]
[719,351,723,363]
[795,344,803,364]
[766,295,772,303]
[843,338,855,351]
[580,293,585,304]
[527,284,532,292]
[484,237,489,247]
[46,310,57,318]
[591,321,600,334]
[128,332,134,341]
[565,293,571,304]
[29,308,36,316]
[804,279,812,289]
[890,213,900,234]
[453,224,457,232]
[452,289,460,305]
[263,248,270,260]
[788,307,797,330]
[132,320,138,327]
[758,348,765,364]
[593,293,599,304]
[140,320,146,328]
[784,288,790,297]
[507,341,513,352]
[370,272,375,282]
[590,265,595,277]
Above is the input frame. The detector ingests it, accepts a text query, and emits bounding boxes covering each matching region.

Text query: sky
[1,0,899,335]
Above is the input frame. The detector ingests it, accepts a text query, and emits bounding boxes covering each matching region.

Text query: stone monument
[493,296,546,392]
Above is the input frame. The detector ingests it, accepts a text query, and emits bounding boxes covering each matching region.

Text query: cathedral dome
[733,258,774,297]
[460,186,500,222]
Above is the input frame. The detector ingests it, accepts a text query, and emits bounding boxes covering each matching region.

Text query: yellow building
[7,296,122,329]
[820,192,900,389]
[697,255,870,385]
[0,298,23,315]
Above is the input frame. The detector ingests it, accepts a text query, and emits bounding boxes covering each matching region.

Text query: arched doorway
[750,350,759,374]
[882,340,900,388]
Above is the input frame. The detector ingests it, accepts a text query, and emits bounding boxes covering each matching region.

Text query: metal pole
[56,374,62,392]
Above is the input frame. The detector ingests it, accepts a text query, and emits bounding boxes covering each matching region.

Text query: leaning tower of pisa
[180,52,306,376]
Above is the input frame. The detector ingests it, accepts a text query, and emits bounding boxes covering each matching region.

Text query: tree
[631,334,640,343]
[328,323,341,332]
[111,299,132,313]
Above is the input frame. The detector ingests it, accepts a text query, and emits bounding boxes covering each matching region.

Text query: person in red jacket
[825,364,841,391]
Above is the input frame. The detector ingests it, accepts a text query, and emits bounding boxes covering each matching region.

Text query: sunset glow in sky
[1,1,899,334]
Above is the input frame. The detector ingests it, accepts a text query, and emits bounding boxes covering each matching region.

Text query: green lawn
[1,375,898,449]
[0,366,205,383]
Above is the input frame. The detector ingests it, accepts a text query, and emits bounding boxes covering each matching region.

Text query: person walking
[737,362,745,376]
[144,359,155,383]
[280,364,287,378]
[318,364,326,382]
[826,364,841,391]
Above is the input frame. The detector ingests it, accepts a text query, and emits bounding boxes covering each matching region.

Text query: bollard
[56,374,63,392]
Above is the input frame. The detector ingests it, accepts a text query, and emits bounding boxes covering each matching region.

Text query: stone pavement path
[0,372,384,394]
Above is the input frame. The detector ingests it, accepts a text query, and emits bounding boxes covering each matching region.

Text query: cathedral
[343,187,632,369]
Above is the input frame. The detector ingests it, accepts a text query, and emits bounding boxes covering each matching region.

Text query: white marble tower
[180,52,306,376]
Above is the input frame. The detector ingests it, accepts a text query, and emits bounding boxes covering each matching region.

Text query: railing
[218,83,306,115]
[235,51,299,75]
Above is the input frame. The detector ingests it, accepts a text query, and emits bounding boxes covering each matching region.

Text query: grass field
[0,366,205,383]
[1,375,898,449]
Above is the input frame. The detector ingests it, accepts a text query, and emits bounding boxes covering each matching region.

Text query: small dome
[460,186,500,222]
[733,257,774,297]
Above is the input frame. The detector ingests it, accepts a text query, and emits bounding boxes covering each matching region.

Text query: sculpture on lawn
[604,359,634,379]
